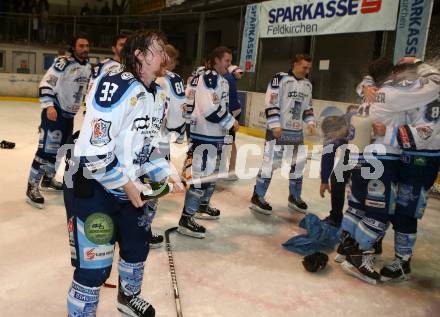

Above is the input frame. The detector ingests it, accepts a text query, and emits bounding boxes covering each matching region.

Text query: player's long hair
[206,46,232,70]
[121,29,167,79]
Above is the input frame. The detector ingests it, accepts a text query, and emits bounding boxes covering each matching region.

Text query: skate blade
[287,202,307,214]
[249,204,272,216]
[334,253,346,263]
[341,261,379,285]
[194,213,220,220]
[149,242,163,249]
[177,226,205,239]
[39,186,62,192]
[380,274,409,283]
[26,198,44,209]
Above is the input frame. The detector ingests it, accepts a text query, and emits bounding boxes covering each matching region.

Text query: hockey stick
[165,227,183,317]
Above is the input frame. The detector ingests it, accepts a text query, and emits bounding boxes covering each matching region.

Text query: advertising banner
[239,3,261,72]
[394,0,434,63]
[259,0,399,38]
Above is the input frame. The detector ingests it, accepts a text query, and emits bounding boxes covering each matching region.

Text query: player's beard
[76,51,89,61]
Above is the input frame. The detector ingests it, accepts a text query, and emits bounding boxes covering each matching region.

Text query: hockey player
[64,30,169,317]
[250,54,315,215]
[339,59,440,285]
[358,59,440,282]
[155,44,187,151]
[91,34,127,81]
[145,44,187,248]
[26,35,91,208]
[177,46,239,238]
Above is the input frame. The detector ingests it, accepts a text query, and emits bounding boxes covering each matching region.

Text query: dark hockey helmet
[302,252,329,273]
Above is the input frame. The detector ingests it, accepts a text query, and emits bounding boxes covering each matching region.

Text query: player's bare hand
[320,183,331,198]
[272,127,282,139]
[123,181,146,208]
[47,106,57,121]
[232,119,240,132]
[362,85,378,103]
[373,122,386,137]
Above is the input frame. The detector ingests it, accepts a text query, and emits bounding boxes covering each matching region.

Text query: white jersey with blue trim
[396,63,440,152]
[189,69,235,144]
[91,58,122,80]
[39,55,91,118]
[357,73,440,155]
[184,66,205,121]
[156,70,186,137]
[264,72,314,140]
[74,69,168,195]
[357,62,440,154]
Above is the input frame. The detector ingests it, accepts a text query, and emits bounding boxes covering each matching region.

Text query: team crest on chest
[90,118,112,147]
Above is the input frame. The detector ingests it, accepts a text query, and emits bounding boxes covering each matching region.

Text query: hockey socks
[67,280,100,317]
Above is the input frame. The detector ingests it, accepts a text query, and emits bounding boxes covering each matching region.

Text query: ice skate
[177,213,206,238]
[40,175,63,192]
[288,195,308,214]
[194,204,220,220]
[380,255,411,282]
[341,249,381,285]
[117,287,155,317]
[250,189,272,215]
[26,183,44,209]
[149,232,164,249]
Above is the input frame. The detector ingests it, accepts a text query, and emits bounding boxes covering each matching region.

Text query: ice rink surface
[1,101,440,317]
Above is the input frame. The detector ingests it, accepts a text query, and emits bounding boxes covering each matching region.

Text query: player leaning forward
[251,54,315,215]
[177,46,240,238]
[338,59,440,285]
[26,35,91,208]
[64,30,170,317]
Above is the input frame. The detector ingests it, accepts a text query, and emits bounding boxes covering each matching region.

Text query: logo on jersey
[130,96,137,106]
[90,119,112,147]
[269,93,278,105]
[416,126,433,141]
[121,72,134,80]
[132,115,151,131]
[212,93,220,105]
[46,75,58,87]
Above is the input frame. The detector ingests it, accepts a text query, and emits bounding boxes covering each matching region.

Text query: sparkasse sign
[259,0,400,38]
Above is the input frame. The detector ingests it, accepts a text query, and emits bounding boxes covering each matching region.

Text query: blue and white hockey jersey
[357,77,439,155]
[39,55,91,118]
[189,69,235,144]
[396,63,440,152]
[92,58,122,79]
[156,70,186,137]
[74,69,169,196]
[357,62,440,153]
[184,66,205,121]
[264,71,314,144]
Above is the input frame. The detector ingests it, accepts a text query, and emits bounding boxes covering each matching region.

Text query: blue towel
[282,213,341,256]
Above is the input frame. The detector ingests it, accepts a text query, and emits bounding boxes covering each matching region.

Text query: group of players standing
[22,26,440,316]
[24,29,245,317]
